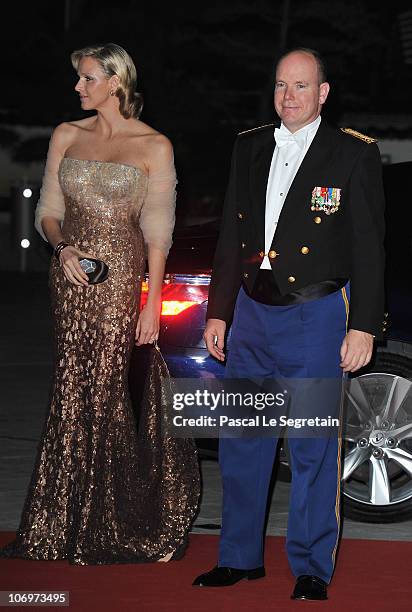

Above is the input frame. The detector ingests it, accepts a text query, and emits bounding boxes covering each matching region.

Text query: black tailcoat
[206,121,385,336]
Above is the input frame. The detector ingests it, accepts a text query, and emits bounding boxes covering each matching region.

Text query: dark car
[130,161,412,524]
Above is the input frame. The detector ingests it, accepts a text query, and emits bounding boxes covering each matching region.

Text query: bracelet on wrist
[54,241,69,260]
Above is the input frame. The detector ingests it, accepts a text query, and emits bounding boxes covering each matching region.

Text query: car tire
[342,350,412,523]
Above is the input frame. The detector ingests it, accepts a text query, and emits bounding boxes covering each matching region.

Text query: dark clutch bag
[79,258,109,284]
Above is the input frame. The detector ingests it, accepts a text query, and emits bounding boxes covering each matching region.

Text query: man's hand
[203,318,227,361]
[340,329,374,372]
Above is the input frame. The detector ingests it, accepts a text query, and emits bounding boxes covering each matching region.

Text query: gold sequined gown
[0,158,200,564]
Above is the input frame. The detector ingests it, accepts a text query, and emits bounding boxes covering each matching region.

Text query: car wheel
[342,351,412,523]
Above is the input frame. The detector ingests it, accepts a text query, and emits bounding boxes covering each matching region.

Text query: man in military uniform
[193,48,385,600]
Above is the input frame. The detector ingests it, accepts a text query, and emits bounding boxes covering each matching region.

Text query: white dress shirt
[260,116,321,269]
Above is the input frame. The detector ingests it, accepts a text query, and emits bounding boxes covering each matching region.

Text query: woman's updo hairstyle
[71,43,143,119]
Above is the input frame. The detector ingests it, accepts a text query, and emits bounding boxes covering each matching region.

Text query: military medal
[311,186,341,215]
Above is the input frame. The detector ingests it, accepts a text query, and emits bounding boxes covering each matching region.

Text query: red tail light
[140,275,210,316]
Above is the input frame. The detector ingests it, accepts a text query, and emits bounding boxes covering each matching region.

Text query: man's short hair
[276,47,327,84]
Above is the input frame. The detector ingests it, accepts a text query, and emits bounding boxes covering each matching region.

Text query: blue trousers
[218,285,349,583]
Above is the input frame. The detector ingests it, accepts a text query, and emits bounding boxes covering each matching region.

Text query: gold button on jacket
[269,250,278,259]
[288,276,296,283]
[301,246,309,255]
[314,216,322,224]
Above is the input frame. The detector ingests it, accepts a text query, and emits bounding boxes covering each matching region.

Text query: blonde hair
[71,43,143,119]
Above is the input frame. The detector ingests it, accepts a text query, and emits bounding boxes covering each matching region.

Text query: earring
[110,89,115,96]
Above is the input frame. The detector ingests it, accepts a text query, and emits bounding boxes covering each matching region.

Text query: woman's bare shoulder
[132,120,172,148]
[131,118,159,136]
[129,121,173,171]
[51,117,96,147]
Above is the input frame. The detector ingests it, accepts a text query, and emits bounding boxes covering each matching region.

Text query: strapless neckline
[60,157,148,178]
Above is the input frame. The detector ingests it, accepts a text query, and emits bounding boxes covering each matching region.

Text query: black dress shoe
[291,575,328,600]
[193,565,265,587]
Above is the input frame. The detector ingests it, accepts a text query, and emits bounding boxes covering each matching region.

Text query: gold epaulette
[340,127,377,144]
[238,123,274,136]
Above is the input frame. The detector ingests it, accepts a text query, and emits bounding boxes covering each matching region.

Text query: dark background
[2,0,412,223]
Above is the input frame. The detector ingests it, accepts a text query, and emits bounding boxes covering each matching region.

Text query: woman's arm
[135,246,165,345]
[135,135,177,345]
[41,217,66,250]
[36,124,91,286]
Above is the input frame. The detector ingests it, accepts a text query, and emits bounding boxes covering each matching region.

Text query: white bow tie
[274,127,307,149]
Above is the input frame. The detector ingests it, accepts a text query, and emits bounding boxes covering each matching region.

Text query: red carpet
[0,532,410,611]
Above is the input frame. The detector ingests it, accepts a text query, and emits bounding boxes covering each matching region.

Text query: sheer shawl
[34,132,65,241]
[139,160,177,257]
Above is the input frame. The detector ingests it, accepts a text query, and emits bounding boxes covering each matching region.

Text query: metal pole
[11,183,37,273]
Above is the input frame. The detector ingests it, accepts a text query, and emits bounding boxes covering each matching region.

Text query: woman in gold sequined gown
[0,44,199,564]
